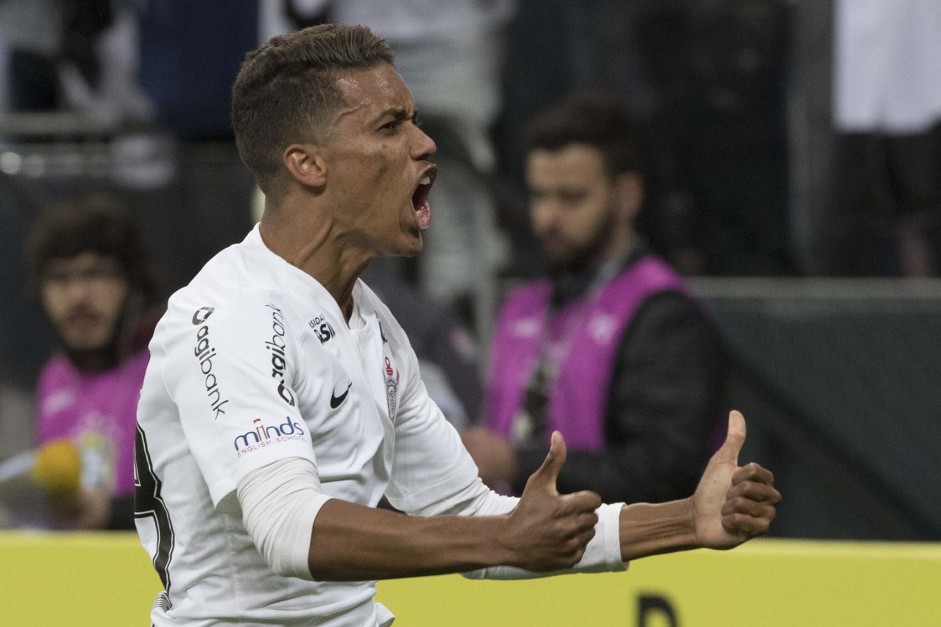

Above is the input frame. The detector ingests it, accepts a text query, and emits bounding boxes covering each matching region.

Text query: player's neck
[260,209,367,323]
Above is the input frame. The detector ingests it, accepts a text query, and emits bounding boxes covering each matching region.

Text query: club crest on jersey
[308,313,336,344]
[383,355,400,419]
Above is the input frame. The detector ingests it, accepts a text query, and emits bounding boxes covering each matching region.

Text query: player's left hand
[691,410,781,549]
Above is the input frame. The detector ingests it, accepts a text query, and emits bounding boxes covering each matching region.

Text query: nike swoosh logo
[330,382,352,409]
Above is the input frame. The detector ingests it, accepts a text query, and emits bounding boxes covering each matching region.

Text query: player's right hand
[504,431,601,571]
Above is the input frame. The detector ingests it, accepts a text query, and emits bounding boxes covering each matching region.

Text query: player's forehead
[332,63,415,126]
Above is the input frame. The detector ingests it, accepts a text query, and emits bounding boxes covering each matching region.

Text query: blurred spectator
[136,1,259,140]
[0,0,150,127]
[495,0,793,277]
[0,0,76,112]
[825,0,941,276]
[23,194,165,529]
[326,0,515,334]
[463,91,727,504]
[111,1,268,285]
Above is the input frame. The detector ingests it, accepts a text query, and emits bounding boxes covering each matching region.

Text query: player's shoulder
[356,280,408,344]
[189,227,283,293]
[154,229,293,345]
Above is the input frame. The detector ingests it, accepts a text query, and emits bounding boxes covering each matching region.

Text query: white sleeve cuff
[237,457,332,580]
[593,501,629,572]
[462,502,628,580]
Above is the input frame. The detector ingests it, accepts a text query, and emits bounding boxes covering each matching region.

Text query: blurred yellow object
[30,438,82,493]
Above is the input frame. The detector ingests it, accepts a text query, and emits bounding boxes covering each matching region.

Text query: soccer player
[135,24,781,626]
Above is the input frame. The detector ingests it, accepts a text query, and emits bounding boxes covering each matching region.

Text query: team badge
[383,355,400,419]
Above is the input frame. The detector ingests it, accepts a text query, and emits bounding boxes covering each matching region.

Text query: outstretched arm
[618,410,781,561]
[323,410,777,578]
[303,432,602,581]
[242,410,776,581]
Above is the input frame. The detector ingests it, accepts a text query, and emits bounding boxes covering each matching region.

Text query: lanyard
[537,254,626,382]
[516,253,628,443]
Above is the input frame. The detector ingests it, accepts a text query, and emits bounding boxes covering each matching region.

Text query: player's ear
[283,143,328,189]
[613,171,644,221]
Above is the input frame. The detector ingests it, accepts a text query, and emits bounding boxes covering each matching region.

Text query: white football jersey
[135,225,485,626]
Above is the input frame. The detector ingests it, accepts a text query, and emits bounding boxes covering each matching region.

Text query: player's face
[321,63,437,258]
[40,252,129,351]
[526,144,620,274]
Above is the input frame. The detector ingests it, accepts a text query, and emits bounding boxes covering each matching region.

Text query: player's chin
[393,230,424,258]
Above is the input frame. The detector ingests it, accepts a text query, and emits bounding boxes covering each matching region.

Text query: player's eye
[380,120,401,134]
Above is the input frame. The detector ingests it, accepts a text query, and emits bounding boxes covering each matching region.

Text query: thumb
[530,430,567,492]
[714,410,746,465]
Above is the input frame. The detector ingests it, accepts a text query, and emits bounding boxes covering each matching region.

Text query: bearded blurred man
[466,91,728,505]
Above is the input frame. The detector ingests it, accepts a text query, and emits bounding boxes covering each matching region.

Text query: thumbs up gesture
[505,431,603,571]
[691,411,782,549]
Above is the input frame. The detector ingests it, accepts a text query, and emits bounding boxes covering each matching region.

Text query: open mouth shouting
[412,166,437,231]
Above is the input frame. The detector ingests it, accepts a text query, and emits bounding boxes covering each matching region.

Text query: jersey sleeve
[372,301,485,515]
[155,288,318,505]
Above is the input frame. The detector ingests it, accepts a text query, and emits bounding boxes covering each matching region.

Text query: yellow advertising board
[379,539,941,626]
[0,533,938,626]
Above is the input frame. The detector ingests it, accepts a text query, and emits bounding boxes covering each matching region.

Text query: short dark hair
[24,193,163,307]
[231,24,394,195]
[524,90,639,177]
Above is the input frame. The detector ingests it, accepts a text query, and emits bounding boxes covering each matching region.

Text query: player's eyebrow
[382,107,420,123]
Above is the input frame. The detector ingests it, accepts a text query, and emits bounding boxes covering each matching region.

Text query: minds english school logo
[265,304,296,406]
[233,417,306,458]
[192,306,229,420]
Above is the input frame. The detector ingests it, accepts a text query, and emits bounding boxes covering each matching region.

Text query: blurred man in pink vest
[25,195,164,529]
[464,91,728,504]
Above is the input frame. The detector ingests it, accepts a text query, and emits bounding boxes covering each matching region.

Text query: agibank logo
[265,304,296,406]
[192,306,229,421]
[233,417,306,457]
[192,306,214,325]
